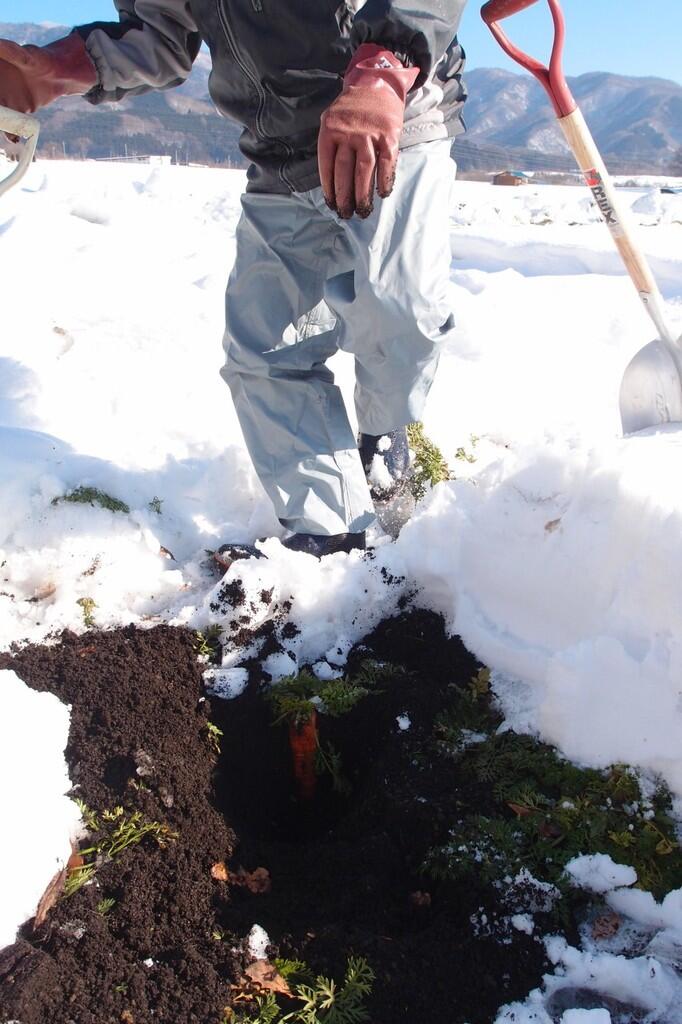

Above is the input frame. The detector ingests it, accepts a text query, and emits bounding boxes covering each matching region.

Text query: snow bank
[188,536,407,678]
[395,429,682,798]
[564,855,637,895]
[0,671,81,949]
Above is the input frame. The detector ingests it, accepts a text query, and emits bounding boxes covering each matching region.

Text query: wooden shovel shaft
[558,108,675,347]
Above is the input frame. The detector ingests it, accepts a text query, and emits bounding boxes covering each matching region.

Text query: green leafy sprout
[65,801,178,898]
[195,624,224,662]
[77,597,97,629]
[205,720,224,754]
[425,668,681,901]
[267,662,397,794]
[454,435,479,465]
[52,486,130,515]
[231,956,375,1024]
[406,422,452,500]
[268,661,394,728]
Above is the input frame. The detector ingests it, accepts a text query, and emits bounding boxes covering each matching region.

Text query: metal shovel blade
[619,336,682,435]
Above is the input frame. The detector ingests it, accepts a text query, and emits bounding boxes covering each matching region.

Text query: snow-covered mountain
[463,67,682,168]
[1,22,681,170]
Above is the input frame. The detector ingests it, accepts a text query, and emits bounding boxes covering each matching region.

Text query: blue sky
[0,1,680,84]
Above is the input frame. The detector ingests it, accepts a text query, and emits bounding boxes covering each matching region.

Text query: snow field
[1,159,682,1016]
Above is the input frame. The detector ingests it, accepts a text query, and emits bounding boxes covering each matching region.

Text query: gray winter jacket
[76,1,467,194]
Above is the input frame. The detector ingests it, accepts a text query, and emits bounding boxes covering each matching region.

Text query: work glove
[0,33,98,114]
[318,43,419,220]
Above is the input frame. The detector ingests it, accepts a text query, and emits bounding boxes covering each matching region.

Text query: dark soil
[0,610,548,1024]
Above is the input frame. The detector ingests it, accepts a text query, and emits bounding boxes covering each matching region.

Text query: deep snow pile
[0,671,80,948]
[397,428,682,798]
[1,158,682,1014]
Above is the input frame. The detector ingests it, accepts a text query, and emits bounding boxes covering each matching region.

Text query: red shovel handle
[480,0,576,118]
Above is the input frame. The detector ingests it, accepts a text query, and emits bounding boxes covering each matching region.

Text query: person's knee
[220,334,256,394]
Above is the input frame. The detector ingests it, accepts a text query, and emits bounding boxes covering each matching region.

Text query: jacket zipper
[216,0,296,190]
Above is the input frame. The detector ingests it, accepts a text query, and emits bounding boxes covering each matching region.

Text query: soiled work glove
[318,43,419,220]
[0,34,98,114]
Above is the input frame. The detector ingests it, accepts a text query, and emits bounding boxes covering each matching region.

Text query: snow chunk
[368,453,393,491]
[0,671,81,949]
[457,728,487,750]
[396,714,411,731]
[565,854,638,895]
[326,638,353,667]
[203,667,249,700]
[511,914,535,935]
[247,924,270,961]
[313,660,343,681]
[510,869,561,915]
[198,539,406,675]
[262,650,297,681]
[544,937,682,1014]
[607,886,682,932]
[495,995,552,1024]
[561,1012,612,1024]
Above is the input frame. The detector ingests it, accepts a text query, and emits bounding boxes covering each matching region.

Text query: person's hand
[318,43,419,220]
[0,34,98,114]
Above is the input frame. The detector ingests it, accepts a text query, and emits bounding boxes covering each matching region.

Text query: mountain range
[2,22,681,173]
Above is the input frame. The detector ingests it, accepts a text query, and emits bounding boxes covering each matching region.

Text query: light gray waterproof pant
[221,139,456,537]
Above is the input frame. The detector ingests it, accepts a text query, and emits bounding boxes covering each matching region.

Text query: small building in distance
[493,170,531,187]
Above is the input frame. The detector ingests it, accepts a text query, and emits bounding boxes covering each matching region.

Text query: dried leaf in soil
[508,802,533,818]
[33,848,83,928]
[33,866,68,928]
[244,960,293,996]
[592,911,622,939]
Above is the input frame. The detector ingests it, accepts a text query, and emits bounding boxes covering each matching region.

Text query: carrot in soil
[288,708,319,801]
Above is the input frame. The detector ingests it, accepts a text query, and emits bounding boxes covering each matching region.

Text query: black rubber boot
[282,532,366,557]
[358,428,410,501]
[214,531,365,570]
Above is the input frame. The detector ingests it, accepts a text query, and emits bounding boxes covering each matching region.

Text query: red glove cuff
[344,43,419,104]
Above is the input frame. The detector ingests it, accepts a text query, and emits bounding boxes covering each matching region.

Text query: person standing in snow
[0,1,467,557]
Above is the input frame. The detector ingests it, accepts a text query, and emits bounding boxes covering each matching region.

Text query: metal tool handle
[0,106,40,199]
[481,0,575,117]
[481,0,677,350]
